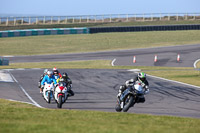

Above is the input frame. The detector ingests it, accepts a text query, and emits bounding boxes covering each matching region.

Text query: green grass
[0,99,200,133]
[196,61,200,68]
[0,20,200,31]
[1,30,200,56]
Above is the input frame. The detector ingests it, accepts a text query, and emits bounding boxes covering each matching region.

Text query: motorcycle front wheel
[115,102,122,112]
[57,95,63,108]
[122,95,134,112]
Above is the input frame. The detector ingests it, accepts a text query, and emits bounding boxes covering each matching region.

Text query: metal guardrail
[0,13,200,26]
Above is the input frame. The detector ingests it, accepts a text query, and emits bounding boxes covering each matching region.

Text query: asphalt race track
[0,69,200,118]
[1,44,200,118]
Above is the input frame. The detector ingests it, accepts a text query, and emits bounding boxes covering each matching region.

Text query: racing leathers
[41,75,57,88]
[57,76,74,96]
[117,76,149,103]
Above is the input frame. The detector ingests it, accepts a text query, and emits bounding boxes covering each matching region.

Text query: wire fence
[0,13,200,26]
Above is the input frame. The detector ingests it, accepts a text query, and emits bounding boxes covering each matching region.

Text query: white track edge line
[147,74,200,89]
[131,70,200,89]
[6,99,36,106]
[193,59,200,68]
[9,72,43,108]
[111,58,116,66]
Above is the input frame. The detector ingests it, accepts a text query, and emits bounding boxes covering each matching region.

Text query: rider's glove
[145,89,149,94]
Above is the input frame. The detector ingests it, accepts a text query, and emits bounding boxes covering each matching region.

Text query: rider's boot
[40,88,42,93]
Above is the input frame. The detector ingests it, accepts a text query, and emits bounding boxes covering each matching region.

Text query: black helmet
[53,70,58,75]
[62,72,68,78]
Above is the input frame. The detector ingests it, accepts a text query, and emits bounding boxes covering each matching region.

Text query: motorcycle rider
[41,71,57,89]
[38,69,48,93]
[57,72,74,96]
[53,67,62,78]
[117,72,149,103]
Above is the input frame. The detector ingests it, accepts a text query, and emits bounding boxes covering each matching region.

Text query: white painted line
[193,59,200,68]
[2,55,14,57]
[127,69,200,89]
[6,99,36,106]
[127,69,141,72]
[9,72,43,108]
[147,74,200,89]
[0,70,14,82]
[111,58,116,66]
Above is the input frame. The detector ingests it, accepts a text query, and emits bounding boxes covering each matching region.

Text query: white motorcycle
[43,82,54,103]
[115,82,147,112]
[54,81,68,108]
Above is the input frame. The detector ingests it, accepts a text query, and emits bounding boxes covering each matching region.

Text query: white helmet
[53,67,57,71]
[44,69,48,74]
[47,71,53,75]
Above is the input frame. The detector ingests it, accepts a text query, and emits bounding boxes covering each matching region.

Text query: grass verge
[1,30,200,56]
[1,60,200,87]
[0,99,200,133]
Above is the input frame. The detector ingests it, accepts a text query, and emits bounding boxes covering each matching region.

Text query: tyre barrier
[0,58,9,66]
[89,24,200,33]
[0,27,89,38]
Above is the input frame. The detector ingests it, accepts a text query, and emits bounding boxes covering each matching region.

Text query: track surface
[1,44,200,118]
[1,69,200,118]
[7,44,200,67]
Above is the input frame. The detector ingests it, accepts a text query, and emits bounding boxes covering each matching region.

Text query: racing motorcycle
[43,82,54,103]
[54,81,68,108]
[115,82,146,112]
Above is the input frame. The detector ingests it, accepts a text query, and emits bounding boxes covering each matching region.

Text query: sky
[0,0,200,16]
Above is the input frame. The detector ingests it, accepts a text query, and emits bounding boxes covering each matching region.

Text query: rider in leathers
[41,71,57,88]
[117,72,149,103]
[57,72,74,96]
[38,69,48,93]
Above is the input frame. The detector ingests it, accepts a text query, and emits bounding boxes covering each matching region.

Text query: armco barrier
[0,28,89,38]
[89,24,200,33]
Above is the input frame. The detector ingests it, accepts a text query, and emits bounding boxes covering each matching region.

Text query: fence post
[51,16,53,24]
[87,16,89,23]
[14,17,16,26]
[29,17,31,25]
[36,17,38,24]
[126,14,129,22]
[168,13,170,21]
[185,13,188,20]
[135,14,137,21]
[72,17,74,23]
[58,16,60,24]
[160,13,162,21]
[6,17,8,26]
[143,13,145,21]
[65,16,68,24]
[176,13,179,21]
[110,14,112,22]
[95,15,97,23]
[193,14,196,20]
[102,15,104,23]
[21,17,23,25]
[79,16,82,23]
[43,16,45,24]
[151,13,153,21]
